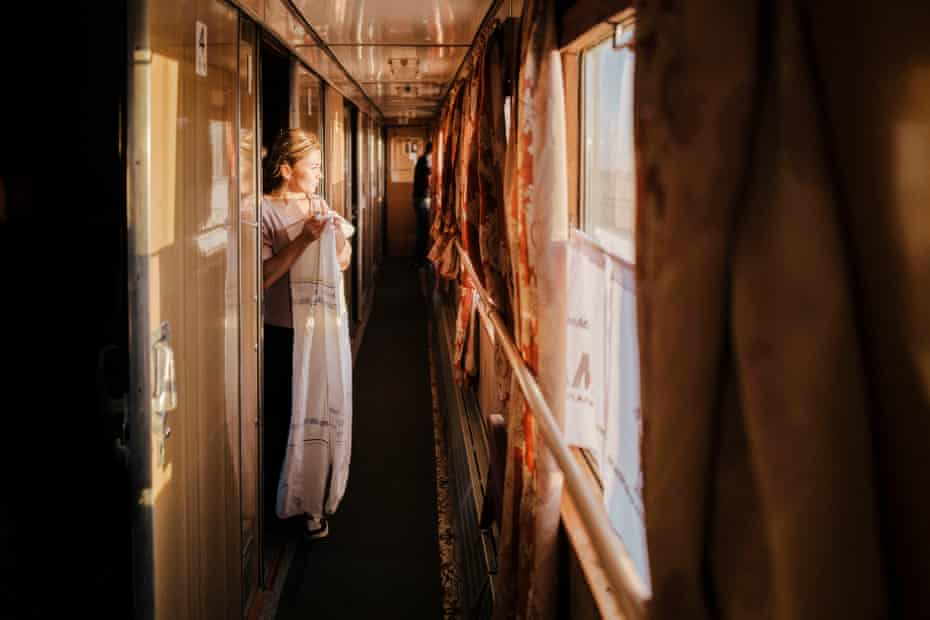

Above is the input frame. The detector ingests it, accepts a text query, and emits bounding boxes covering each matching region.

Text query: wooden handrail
[453,240,648,619]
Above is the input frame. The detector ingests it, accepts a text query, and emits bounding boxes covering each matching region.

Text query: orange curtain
[494,0,569,617]
[477,27,513,330]
[452,29,493,386]
[460,35,487,290]
[429,84,466,280]
[475,25,514,530]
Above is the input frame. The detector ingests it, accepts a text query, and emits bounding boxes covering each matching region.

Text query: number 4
[196,21,207,77]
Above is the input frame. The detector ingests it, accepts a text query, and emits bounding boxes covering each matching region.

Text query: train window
[581,27,635,263]
[572,20,650,586]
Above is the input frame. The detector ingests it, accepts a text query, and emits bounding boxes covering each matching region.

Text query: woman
[262,128,351,541]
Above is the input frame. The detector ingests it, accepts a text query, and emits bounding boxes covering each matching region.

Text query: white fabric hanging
[564,230,650,585]
[276,215,354,520]
[564,232,607,464]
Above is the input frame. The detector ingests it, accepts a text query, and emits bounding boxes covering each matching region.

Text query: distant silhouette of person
[411,141,433,268]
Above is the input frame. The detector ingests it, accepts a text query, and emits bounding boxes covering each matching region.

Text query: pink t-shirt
[262,195,328,329]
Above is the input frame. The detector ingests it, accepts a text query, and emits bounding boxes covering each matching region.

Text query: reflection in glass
[583,35,635,263]
[295,67,324,197]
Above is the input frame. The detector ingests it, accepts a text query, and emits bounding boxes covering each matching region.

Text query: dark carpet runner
[275,259,442,619]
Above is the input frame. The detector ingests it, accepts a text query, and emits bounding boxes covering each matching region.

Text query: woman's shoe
[304,518,329,541]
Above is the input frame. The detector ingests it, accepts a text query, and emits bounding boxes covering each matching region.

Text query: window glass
[578,24,650,589]
[295,65,323,196]
[582,32,635,263]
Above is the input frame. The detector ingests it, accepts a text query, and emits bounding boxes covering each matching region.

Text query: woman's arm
[316,197,352,271]
[335,225,351,271]
[262,216,325,289]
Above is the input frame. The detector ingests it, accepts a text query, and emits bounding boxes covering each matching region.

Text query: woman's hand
[300,213,326,243]
[263,211,325,290]
[333,219,351,270]
[337,238,351,271]
[304,195,350,270]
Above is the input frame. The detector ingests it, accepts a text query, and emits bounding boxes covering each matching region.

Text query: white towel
[276,220,353,520]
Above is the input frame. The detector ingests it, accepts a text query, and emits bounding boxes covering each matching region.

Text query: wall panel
[146,0,243,617]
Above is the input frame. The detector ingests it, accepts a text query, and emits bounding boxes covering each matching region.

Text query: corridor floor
[274,258,442,619]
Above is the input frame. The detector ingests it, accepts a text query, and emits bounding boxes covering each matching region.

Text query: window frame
[558,9,651,615]
[563,9,636,492]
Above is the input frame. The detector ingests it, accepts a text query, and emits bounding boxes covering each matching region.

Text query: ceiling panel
[293,47,381,118]
[296,46,355,90]
[329,46,468,85]
[291,0,493,45]
[260,0,377,118]
[288,0,500,122]
[330,46,469,121]
[375,100,441,114]
[366,82,445,100]
[380,107,436,117]
[265,0,315,48]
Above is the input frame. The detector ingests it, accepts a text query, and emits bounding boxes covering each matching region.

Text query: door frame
[345,101,360,326]
[126,0,156,616]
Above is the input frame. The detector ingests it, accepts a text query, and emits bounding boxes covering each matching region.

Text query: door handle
[152,322,178,468]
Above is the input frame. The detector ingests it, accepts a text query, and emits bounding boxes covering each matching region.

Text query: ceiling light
[388,57,419,80]
[392,84,419,98]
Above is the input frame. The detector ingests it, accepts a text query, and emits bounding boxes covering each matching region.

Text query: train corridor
[273,258,442,619]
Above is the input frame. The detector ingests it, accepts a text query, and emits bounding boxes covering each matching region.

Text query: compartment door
[127,1,243,618]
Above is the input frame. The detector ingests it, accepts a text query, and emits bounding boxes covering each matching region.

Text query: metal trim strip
[126,1,155,617]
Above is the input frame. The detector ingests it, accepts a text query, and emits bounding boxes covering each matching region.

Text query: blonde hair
[263,128,321,192]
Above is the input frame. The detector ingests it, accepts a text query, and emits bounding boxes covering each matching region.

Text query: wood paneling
[145,1,243,617]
